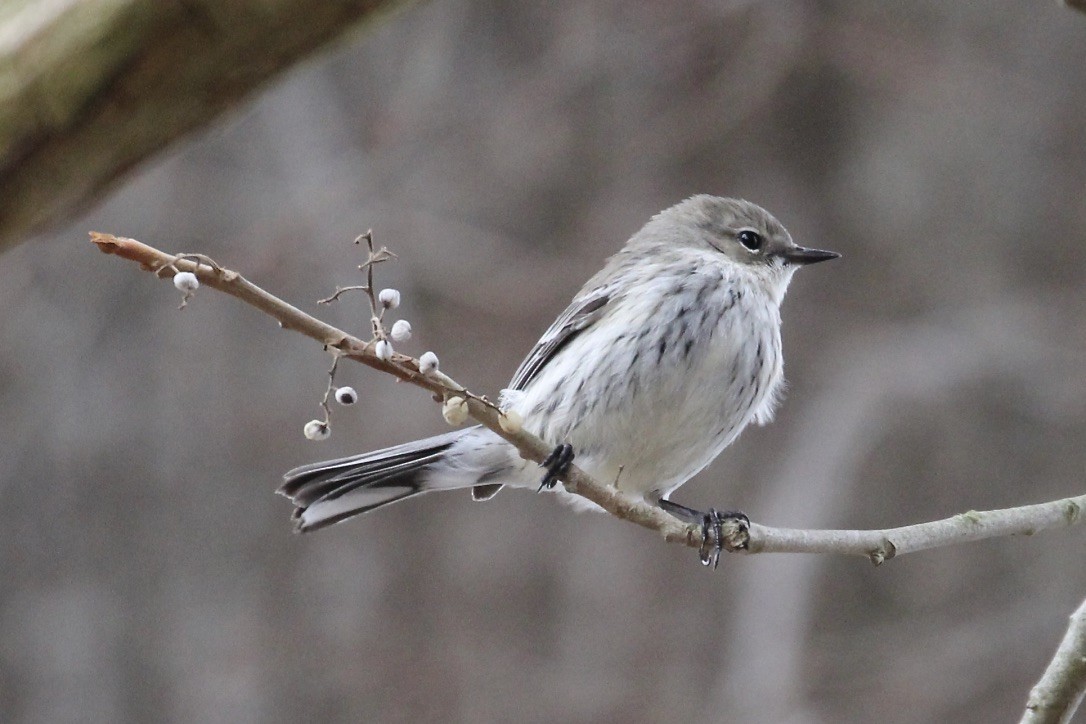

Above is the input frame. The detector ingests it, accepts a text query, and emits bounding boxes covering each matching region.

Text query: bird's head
[640,195,839,302]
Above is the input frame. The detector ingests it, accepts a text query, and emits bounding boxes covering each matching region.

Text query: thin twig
[356,230,398,333]
[318,354,340,424]
[90,232,1086,562]
[317,285,370,305]
[1021,596,1086,724]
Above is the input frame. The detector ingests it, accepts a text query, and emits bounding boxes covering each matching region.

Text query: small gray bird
[280,195,838,560]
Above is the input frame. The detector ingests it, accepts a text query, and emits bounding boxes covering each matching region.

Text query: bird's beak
[782,246,841,266]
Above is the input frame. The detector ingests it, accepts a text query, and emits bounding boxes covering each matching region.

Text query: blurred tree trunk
[0,0,410,252]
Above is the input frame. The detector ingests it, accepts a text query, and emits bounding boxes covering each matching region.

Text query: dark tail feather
[279,430,465,532]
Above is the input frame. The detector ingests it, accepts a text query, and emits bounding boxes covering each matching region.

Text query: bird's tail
[278,429,468,532]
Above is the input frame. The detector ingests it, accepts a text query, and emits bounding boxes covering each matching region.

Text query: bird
[279,195,838,561]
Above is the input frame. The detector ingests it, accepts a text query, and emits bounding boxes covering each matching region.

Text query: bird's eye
[737,230,763,251]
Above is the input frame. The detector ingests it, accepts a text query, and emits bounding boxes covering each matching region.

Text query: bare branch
[1021,595,1086,724]
[745,497,1083,563]
[90,232,1086,562]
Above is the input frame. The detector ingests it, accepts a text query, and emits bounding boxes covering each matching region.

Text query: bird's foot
[538,443,574,492]
[658,499,749,569]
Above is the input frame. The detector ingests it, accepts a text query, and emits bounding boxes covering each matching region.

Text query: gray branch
[1021,596,1086,724]
[745,496,1084,564]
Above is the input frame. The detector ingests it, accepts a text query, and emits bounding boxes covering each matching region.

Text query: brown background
[2,2,1085,722]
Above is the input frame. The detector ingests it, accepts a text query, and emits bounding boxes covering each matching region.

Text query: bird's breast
[520,269,784,495]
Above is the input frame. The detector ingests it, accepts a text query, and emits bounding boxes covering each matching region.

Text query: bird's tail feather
[279,429,467,532]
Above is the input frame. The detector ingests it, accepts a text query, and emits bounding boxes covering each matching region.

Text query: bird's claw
[699,509,723,568]
[538,443,574,492]
[659,498,748,568]
[698,509,750,568]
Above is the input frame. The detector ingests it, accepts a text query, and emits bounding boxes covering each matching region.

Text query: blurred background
[1,1,1085,722]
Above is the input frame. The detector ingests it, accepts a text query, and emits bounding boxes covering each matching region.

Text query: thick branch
[1021,596,1086,724]
[91,232,1086,562]
[0,0,409,251]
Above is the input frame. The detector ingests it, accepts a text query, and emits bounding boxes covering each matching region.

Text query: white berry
[419,351,439,374]
[499,409,523,434]
[378,288,401,309]
[334,386,358,405]
[303,419,330,440]
[173,271,199,292]
[442,396,469,426]
[375,340,393,361]
[390,319,412,342]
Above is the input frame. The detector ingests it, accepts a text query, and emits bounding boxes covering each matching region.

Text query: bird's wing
[474,290,611,503]
[507,288,612,391]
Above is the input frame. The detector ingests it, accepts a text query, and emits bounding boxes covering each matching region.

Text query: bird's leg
[538,443,575,492]
[658,499,750,568]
